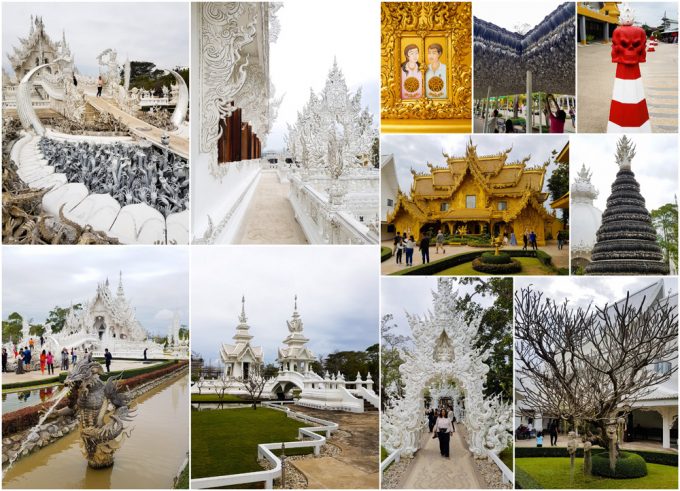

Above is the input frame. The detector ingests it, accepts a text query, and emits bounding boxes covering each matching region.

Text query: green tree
[547,154,569,224]
[652,202,678,272]
[263,363,279,379]
[2,312,23,343]
[178,326,189,340]
[381,314,410,406]
[125,61,189,93]
[29,323,45,336]
[454,278,513,400]
[45,303,82,333]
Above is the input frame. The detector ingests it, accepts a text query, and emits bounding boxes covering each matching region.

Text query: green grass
[515,457,678,489]
[191,393,245,402]
[500,446,513,470]
[381,446,389,461]
[191,407,313,479]
[174,462,189,489]
[435,257,554,276]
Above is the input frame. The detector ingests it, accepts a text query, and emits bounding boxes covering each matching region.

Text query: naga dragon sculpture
[64,360,136,469]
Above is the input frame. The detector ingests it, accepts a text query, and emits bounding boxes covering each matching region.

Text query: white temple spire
[615,135,636,170]
[239,295,247,324]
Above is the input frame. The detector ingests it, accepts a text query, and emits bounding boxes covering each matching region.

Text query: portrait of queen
[401,44,422,99]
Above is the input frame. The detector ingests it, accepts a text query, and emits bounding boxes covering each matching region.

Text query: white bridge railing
[486,449,514,485]
[380,448,402,477]
[191,401,338,489]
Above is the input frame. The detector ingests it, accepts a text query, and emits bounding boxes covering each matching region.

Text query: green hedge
[381,247,393,262]
[592,451,648,478]
[480,251,512,264]
[472,257,522,274]
[516,446,678,466]
[515,466,543,489]
[3,375,60,390]
[391,250,483,276]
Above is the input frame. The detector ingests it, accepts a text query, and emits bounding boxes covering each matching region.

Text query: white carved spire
[615,135,636,170]
[117,270,125,297]
[572,164,599,204]
[239,295,247,324]
[232,295,253,342]
[619,3,635,26]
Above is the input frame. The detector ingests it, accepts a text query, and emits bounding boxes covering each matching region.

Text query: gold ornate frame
[381,2,472,130]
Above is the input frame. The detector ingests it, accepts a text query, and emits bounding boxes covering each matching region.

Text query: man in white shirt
[426,43,447,99]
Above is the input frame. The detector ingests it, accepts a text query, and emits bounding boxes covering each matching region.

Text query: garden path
[398,423,486,489]
[234,170,308,244]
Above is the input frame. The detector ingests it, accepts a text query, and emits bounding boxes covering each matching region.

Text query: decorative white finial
[294,294,298,312]
[619,3,635,26]
[239,295,247,324]
[615,135,636,170]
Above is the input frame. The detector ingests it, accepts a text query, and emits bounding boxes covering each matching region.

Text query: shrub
[381,247,392,262]
[515,466,543,489]
[515,446,677,466]
[391,250,483,276]
[472,257,522,274]
[591,451,648,478]
[3,375,60,390]
[480,251,512,264]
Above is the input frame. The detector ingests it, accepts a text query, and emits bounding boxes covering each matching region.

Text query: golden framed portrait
[381,2,472,132]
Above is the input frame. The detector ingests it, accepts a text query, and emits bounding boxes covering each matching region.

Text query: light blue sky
[2,247,189,336]
[191,246,379,368]
[2,2,189,77]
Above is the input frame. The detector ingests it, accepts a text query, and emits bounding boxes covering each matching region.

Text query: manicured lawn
[190,393,245,402]
[191,407,313,479]
[174,462,189,489]
[500,446,513,470]
[516,457,678,489]
[435,257,554,276]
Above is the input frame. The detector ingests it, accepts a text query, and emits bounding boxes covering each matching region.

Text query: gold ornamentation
[428,76,444,92]
[381,2,472,120]
[404,76,420,93]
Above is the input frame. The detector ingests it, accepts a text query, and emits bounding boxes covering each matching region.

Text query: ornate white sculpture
[382,278,513,457]
[165,68,189,128]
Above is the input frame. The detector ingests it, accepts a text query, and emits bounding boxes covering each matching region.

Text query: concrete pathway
[577,42,677,133]
[85,95,189,158]
[516,436,678,453]
[381,241,568,275]
[399,424,486,489]
[287,405,379,489]
[234,170,308,244]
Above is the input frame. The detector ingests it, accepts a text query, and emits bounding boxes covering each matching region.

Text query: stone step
[42,182,89,217]
[18,165,55,184]
[30,173,68,191]
[108,203,166,245]
[65,193,122,232]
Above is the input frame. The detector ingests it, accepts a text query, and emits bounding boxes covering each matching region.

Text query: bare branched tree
[238,363,267,410]
[515,286,677,468]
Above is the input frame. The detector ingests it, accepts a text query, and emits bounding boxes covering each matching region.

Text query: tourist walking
[432,408,454,458]
[104,348,113,372]
[522,231,528,251]
[16,352,24,375]
[435,229,445,254]
[23,346,32,371]
[427,408,437,433]
[505,118,514,133]
[72,74,78,87]
[40,335,44,347]
[143,348,148,361]
[536,431,544,447]
[405,235,415,267]
[419,233,431,264]
[569,108,575,129]
[71,348,77,365]
[85,349,93,362]
[1,348,7,373]
[510,231,517,246]
[489,109,499,133]
[46,351,54,375]
[557,233,564,250]
[96,76,104,97]
[61,348,68,371]
[549,421,558,446]
[395,234,404,265]
[40,350,47,375]
[530,231,537,250]
[29,338,35,351]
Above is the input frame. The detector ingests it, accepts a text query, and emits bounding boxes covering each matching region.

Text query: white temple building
[276,296,315,374]
[380,154,399,241]
[516,280,678,450]
[220,296,264,379]
[570,164,603,270]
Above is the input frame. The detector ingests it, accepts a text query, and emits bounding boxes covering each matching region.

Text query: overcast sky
[381,134,569,210]
[474,0,569,33]
[265,0,379,152]
[2,247,189,336]
[381,277,496,342]
[514,277,676,312]
[191,246,378,367]
[571,134,677,211]
[2,2,189,78]
[474,1,676,32]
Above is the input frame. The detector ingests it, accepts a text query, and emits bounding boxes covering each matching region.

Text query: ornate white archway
[382,278,513,457]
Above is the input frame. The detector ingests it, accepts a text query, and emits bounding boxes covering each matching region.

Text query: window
[654,361,671,374]
[387,198,394,207]
[498,201,507,211]
[466,195,476,208]
[440,203,450,212]
[359,216,364,222]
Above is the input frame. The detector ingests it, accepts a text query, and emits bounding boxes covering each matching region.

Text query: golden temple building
[387,140,566,246]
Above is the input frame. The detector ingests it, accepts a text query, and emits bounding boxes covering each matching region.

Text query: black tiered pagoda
[586,136,669,275]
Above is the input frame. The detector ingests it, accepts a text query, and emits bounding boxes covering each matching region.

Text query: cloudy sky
[514,277,676,312]
[2,247,189,335]
[571,134,677,211]
[2,2,189,77]
[381,277,496,342]
[266,0,379,151]
[381,134,569,209]
[474,0,568,33]
[191,246,378,367]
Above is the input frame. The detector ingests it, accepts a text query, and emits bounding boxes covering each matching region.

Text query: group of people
[426,406,456,458]
[521,230,539,251]
[393,230,448,267]
[534,421,560,447]
[3,343,99,375]
[485,94,574,134]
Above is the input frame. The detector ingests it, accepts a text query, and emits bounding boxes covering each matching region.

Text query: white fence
[486,449,514,485]
[191,401,338,489]
[380,448,402,477]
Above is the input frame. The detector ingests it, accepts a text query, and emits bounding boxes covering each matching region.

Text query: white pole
[484,85,491,133]
[538,92,543,134]
[526,71,532,134]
